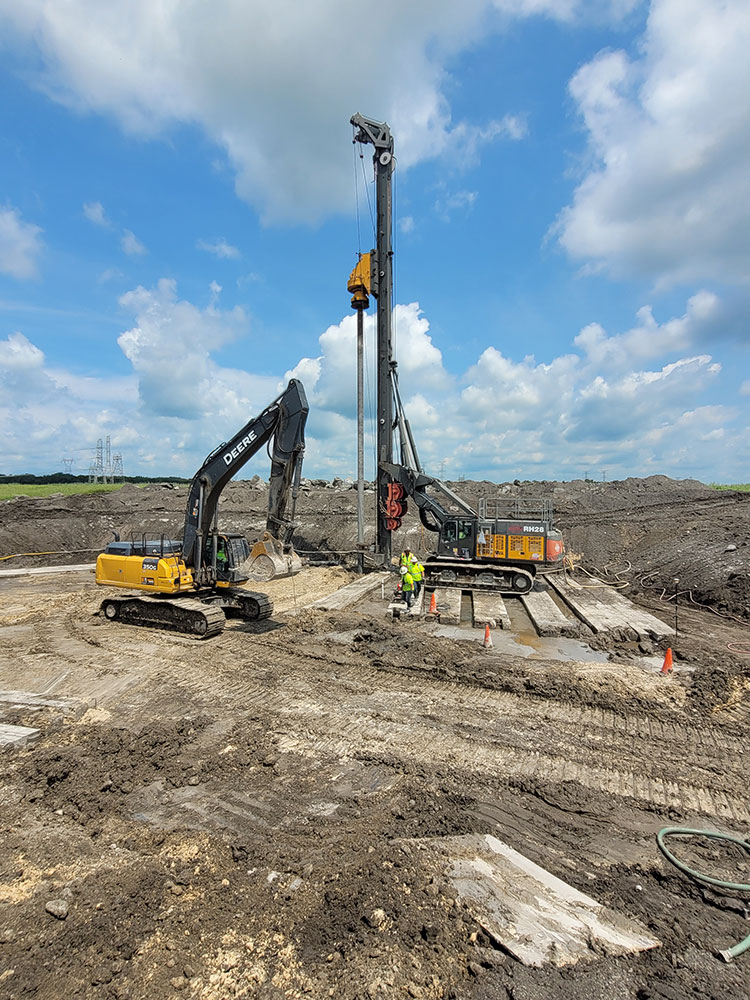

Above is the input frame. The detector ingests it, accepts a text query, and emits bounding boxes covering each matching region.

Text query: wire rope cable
[358,141,376,240]
[656,826,750,962]
[391,153,398,361]
[352,129,363,256]
[1,548,102,562]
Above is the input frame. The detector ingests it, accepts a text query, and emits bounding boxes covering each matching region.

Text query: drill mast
[350,112,395,564]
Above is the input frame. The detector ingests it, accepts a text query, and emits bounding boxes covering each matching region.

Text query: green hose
[656,826,750,962]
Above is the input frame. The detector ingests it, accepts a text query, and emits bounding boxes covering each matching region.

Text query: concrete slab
[0,723,41,750]
[430,587,462,625]
[431,833,659,968]
[0,563,95,578]
[521,588,581,637]
[388,588,424,620]
[0,691,89,719]
[548,575,673,640]
[472,592,512,630]
[306,572,390,611]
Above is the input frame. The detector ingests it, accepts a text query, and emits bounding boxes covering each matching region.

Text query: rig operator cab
[431,498,565,593]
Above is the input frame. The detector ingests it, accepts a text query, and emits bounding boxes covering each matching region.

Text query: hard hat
[400,566,408,575]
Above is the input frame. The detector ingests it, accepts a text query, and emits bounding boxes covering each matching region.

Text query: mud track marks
[158,632,750,826]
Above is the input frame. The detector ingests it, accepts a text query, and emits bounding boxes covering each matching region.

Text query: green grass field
[710,483,750,492]
[0,483,124,501]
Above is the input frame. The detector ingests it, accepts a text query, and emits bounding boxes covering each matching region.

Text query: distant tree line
[0,473,191,485]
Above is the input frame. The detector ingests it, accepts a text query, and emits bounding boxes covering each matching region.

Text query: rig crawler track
[424,558,536,595]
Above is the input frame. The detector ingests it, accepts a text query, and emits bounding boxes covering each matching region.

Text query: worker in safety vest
[216,539,229,572]
[400,549,413,568]
[410,560,424,599]
[399,565,415,608]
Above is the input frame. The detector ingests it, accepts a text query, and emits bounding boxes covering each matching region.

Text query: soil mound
[1,476,748,617]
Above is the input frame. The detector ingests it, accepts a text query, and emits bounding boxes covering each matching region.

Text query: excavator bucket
[247,532,302,581]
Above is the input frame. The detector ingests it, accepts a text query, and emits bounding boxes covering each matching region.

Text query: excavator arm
[182,379,308,584]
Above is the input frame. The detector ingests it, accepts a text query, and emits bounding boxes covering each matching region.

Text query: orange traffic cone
[483,623,493,648]
[660,648,673,674]
[428,592,437,614]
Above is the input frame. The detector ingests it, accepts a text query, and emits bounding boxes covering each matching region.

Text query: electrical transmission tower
[89,439,105,482]
[88,436,122,482]
[104,436,113,483]
[61,457,74,475]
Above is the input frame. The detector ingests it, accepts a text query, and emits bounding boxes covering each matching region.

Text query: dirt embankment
[1,578,749,1000]
[2,475,749,618]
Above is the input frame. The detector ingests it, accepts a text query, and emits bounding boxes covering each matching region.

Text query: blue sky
[1,0,748,482]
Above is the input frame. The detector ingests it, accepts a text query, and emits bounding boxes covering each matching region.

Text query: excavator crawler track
[99,596,226,639]
[205,589,274,622]
[236,590,273,621]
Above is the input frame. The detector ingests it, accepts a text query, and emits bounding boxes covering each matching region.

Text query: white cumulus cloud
[278,292,740,480]
[0,207,43,279]
[573,290,721,368]
[197,238,241,259]
[555,0,750,286]
[83,200,110,227]
[0,0,633,225]
[1,285,744,481]
[121,229,147,256]
[0,330,44,372]
[117,278,251,418]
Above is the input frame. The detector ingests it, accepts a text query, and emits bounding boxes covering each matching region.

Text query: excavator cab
[203,531,301,584]
[205,533,251,586]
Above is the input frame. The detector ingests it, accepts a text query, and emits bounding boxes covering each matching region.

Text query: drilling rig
[349,113,564,594]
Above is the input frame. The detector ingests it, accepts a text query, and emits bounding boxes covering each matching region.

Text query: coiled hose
[656,827,750,962]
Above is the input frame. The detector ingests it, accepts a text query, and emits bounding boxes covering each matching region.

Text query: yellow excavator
[95,379,308,638]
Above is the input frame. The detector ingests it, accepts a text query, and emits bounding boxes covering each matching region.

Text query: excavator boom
[182,379,308,584]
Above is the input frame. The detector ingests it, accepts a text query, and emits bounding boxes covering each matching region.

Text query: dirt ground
[1,478,749,1000]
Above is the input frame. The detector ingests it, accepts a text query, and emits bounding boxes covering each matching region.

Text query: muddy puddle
[430,623,609,662]
[350,577,697,678]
